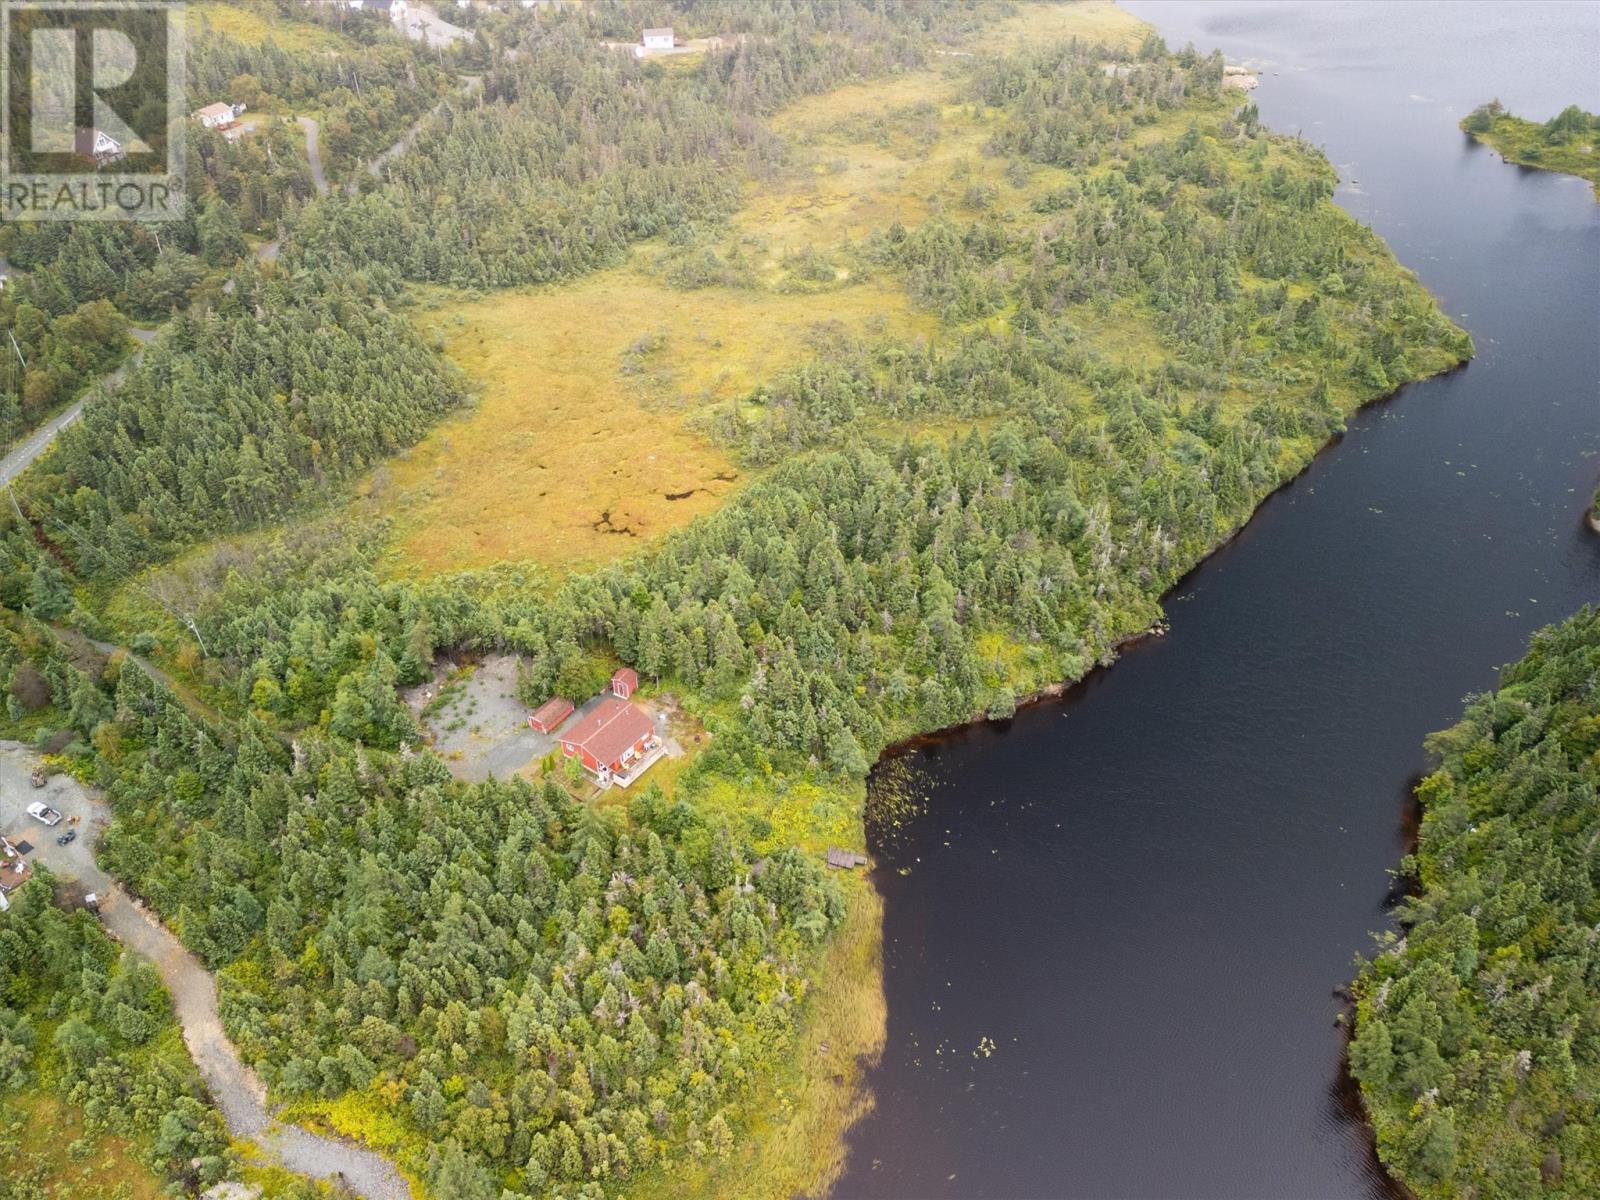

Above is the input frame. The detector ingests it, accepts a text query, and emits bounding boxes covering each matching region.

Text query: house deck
[603,740,667,790]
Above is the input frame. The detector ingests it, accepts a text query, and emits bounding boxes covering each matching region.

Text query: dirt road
[297,115,330,197]
[396,3,472,49]
[367,76,482,182]
[0,327,156,488]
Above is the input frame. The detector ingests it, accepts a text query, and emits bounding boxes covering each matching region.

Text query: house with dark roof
[559,695,662,787]
[74,128,124,169]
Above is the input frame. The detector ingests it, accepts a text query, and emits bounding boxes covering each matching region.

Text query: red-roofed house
[559,695,661,787]
[611,667,638,699]
[528,696,574,734]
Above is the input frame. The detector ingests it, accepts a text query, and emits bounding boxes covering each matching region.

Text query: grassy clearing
[738,77,1037,266]
[745,27,1157,271]
[268,4,1143,590]
[188,1,358,53]
[0,1093,166,1200]
[378,274,930,578]
[364,2,1154,585]
[970,0,1147,55]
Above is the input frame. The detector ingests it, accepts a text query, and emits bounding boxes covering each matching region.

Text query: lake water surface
[836,3,1600,1196]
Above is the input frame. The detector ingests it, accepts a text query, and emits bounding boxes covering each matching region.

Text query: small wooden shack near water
[825,847,869,870]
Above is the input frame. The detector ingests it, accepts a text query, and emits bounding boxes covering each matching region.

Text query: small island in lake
[1462,100,1600,196]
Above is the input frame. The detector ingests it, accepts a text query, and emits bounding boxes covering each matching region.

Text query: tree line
[1351,607,1600,1196]
[16,270,465,573]
[0,8,450,456]
[286,3,984,288]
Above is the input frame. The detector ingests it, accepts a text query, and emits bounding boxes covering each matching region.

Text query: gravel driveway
[0,743,411,1199]
[0,327,157,487]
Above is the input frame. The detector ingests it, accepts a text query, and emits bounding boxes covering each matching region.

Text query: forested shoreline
[0,4,1479,1198]
[1351,609,1600,1197]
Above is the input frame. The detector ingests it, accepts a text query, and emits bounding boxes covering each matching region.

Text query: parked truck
[25,801,62,826]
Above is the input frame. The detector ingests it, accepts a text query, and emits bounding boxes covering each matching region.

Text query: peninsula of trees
[1351,608,1600,1197]
[1463,101,1600,195]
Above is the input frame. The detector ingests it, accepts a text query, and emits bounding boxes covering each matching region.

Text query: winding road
[0,25,493,1191]
[0,740,411,1199]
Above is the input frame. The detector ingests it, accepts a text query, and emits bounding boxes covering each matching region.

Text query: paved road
[0,326,157,488]
[296,115,330,197]
[0,741,411,1199]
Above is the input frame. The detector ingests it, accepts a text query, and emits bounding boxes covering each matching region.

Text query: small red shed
[611,667,639,699]
[528,696,574,734]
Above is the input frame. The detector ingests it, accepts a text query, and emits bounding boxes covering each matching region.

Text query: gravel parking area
[407,653,614,780]
[0,742,410,1199]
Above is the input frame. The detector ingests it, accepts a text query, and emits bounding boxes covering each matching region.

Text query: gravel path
[406,653,604,780]
[367,76,481,183]
[297,115,330,197]
[0,742,411,1199]
[0,326,156,487]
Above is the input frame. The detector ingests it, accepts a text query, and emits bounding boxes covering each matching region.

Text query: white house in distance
[337,0,408,15]
[193,102,243,129]
[639,26,674,55]
[73,128,123,169]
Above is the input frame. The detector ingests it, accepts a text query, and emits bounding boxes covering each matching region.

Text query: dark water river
[837,3,1600,1197]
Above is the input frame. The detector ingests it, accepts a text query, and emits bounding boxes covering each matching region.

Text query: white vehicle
[25,801,63,826]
